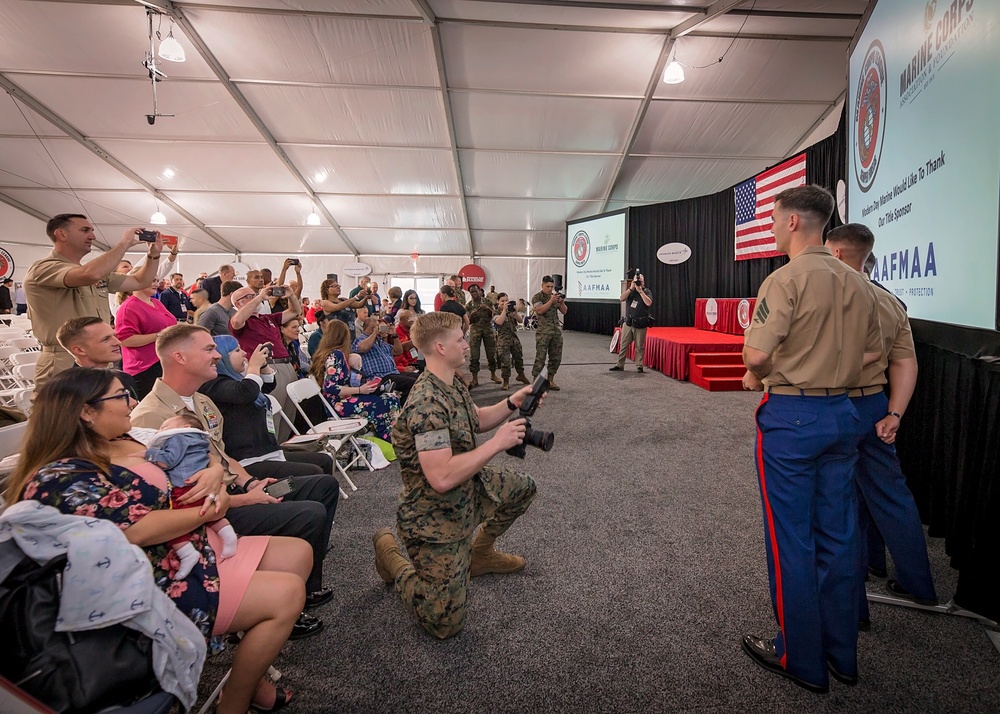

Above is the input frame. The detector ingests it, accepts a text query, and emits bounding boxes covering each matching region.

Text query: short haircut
[191,289,209,299]
[388,286,402,299]
[56,316,104,350]
[439,285,456,299]
[773,185,835,226]
[2,279,12,285]
[863,253,877,276]
[542,275,554,284]
[246,270,261,279]
[825,223,875,253]
[46,213,87,242]
[315,309,328,323]
[449,274,462,283]
[498,292,508,300]
[221,280,243,297]
[411,311,462,352]
[219,264,234,273]
[156,323,210,359]
[170,272,184,280]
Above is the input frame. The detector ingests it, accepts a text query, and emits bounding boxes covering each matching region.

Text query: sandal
[250,684,293,713]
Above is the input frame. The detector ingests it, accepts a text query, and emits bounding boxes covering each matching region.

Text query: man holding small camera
[372,311,539,639]
[610,269,653,373]
[229,284,302,439]
[493,293,531,390]
[353,316,419,404]
[531,276,568,390]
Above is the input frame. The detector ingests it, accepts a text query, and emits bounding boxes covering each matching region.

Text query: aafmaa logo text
[571,230,591,267]
[854,39,888,193]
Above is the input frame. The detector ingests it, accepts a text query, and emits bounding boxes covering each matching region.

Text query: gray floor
[200,330,1000,713]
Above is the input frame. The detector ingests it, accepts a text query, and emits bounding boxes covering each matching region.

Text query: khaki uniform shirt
[465,297,495,329]
[531,291,561,334]
[24,250,128,347]
[130,379,238,484]
[856,281,915,388]
[485,291,499,304]
[392,371,479,543]
[744,245,880,389]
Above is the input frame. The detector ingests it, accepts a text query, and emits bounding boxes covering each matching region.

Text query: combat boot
[469,374,479,389]
[489,370,501,384]
[502,379,509,390]
[373,527,410,584]
[516,372,530,385]
[470,530,526,577]
[547,378,560,391]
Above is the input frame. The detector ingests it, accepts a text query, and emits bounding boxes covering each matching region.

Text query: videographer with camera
[493,292,531,390]
[229,284,302,440]
[610,268,653,373]
[373,311,541,639]
[531,275,568,391]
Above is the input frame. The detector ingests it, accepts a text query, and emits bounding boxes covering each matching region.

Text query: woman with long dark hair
[402,289,424,315]
[6,368,308,714]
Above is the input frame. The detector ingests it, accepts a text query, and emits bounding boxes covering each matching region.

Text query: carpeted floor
[198,330,999,713]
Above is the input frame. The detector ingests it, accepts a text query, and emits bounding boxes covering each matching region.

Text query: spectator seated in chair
[353,317,419,404]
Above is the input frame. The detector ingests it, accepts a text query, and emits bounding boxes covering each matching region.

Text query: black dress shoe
[305,587,334,610]
[886,579,937,606]
[858,618,871,632]
[868,565,888,578]
[741,635,829,694]
[609,365,623,371]
[637,366,644,373]
[289,613,324,640]
[827,661,858,686]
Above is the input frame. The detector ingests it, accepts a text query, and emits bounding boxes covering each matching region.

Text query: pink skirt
[208,529,269,634]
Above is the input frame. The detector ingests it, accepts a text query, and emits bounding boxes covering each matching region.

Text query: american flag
[734,153,807,260]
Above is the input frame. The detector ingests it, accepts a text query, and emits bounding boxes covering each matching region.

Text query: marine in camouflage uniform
[493,293,530,390]
[465,285,500,387]
[531,277,567,390]
[377,370,536,638]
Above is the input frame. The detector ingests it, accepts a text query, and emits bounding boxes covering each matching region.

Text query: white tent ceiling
[0,0,868,259]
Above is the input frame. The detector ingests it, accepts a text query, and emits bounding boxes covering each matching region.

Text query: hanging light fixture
[157,23,186,63]
[662,59,685,84]
[150,210,167,225]
[306,209,321,226]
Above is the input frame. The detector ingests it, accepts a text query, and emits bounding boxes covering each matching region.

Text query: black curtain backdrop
[564,109,999,619]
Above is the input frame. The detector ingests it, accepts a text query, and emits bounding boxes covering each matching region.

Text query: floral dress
[21,458,220,643]
[322,349,400,441]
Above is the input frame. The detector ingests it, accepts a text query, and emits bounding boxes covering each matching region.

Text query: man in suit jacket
[202,264,235,303]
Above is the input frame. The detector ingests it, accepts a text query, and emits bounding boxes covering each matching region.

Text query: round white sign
[737,299,752,330]
[656,242,692,265]
[705,297,719,326]
[342,262,373,278]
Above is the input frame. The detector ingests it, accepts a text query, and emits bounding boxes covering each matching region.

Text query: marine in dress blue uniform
[741,186,882,693]
[826,224,937,618]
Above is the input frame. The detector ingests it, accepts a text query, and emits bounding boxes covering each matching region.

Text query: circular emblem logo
[705,298,719,326]
[853,40,888,193]
[571,230,590,268]
[0,248,15,281]
[737,299,751,330]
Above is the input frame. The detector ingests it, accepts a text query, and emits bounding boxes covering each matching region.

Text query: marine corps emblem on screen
[571,230,590,267]
[854,39,888,193]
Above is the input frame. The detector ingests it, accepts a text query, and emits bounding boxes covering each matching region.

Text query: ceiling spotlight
[306,210,321,226]
[158,26,186,63]
[662,60,685,85]
[162,167,176,179]
[313,170,329,183]
[150,210,167,225]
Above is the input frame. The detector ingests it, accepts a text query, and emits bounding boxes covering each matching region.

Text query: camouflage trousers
[468,326,498,374]
[395,466,537,639]
[532,329,563,380]
[495,335,525,380]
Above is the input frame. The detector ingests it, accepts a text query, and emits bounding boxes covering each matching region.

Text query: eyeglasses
[88,391,133,406]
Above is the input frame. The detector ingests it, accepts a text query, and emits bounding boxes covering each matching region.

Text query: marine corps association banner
[0,248,14,280]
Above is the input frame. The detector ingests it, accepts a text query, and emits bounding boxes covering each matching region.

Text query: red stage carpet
[619,327,744,380]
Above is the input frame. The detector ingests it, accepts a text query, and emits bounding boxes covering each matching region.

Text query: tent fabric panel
[611,156,770,203]
[240,84,448,146]
[0,188,178,228]
[440,24,663,96]
[632,100,827,157]
[467,197,602,232]
[430,0,688,31]
[97,223,228,254]
[471,230,564,258]
[0,92,64,137]
[460,150,618,200]
[283,145,459,195]
[186,9,437,86]
[0,138,142,191]
[99,140,303,193]
[181,0,419,15]
[319,195,466,229]
[161,191,325,227]
[12,75,262,142]
[207,227,355,255]
[342,229,470,256]
[451,92,640,153]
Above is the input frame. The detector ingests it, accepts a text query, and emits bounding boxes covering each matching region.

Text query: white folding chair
[9,351,40,367]
[265,394,351,499]
[12,388,32,417]
[0,346,21,389]
[285,379,374,474]
[7,337,39,352]
[12,363,35,387]
[0,328,26,344]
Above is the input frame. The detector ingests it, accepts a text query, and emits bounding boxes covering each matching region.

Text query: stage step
[689,351,744,392]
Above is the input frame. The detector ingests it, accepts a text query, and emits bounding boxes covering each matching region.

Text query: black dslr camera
[506,300,518,313]
[553,274,566,299]
[506,372,554,459]
[630,268,643,287]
